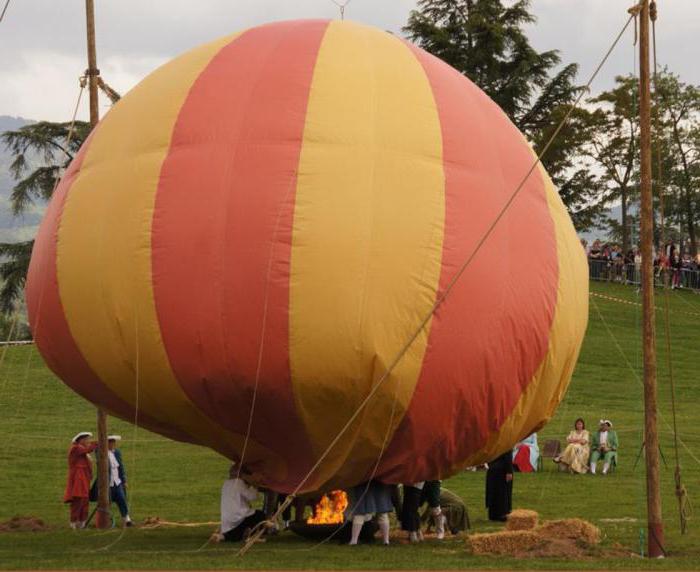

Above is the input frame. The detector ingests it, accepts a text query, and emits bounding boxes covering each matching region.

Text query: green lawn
[1,281,699,569]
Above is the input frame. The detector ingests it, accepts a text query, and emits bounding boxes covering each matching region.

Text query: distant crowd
[582,238,700,290]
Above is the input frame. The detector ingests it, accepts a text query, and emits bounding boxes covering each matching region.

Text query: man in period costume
[64,431,97,529]
[485,450,513,522]
[90,435,133,526]
[590,419,619,475]
[421,480,447,539]
[214,464,268,542]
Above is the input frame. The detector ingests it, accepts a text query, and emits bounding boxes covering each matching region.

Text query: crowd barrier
[588,258,700,291]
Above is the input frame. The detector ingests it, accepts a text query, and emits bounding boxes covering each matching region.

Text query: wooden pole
[85,0,110,531]
[638,0,665,558]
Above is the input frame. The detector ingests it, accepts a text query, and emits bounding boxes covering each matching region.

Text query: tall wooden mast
[637,0,665,558]
[85,0,111,531]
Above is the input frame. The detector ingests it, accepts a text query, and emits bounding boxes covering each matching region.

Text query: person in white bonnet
[590,420,619,475]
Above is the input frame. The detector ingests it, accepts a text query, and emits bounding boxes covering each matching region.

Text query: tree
[403,0,602,229]
[588,76,640,253]
[0,120,90,313]
[653,70,700,257]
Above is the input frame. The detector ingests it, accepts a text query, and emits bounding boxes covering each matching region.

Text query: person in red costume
[64,431,97,529]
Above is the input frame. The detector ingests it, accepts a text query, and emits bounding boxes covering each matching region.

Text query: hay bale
[506,509,539,531]
[467,530,544,555]
[537,518,601,545]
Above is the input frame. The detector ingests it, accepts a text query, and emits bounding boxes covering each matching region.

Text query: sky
[1,0,699,122]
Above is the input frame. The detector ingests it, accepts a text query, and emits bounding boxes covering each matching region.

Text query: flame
[307,490,348,525]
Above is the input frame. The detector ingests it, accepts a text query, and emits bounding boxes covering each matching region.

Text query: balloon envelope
[26,19,588,493]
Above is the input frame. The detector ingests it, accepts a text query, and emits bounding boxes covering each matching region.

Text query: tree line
[1,0,698,317]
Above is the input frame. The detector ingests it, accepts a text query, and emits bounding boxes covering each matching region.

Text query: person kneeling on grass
[590,419,618,475]
[215,464,269,542]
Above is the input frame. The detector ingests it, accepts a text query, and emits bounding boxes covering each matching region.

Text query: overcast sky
[1,0,699,122]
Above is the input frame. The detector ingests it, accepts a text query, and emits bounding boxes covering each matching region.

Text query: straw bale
[506,509,539,531]
[467,530,544,555]
[537,518,601,545]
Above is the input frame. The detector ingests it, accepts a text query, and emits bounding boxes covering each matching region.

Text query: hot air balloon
[26,19,588,493]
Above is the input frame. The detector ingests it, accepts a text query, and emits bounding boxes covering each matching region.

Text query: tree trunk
[671,120,698,257]
[683,188,697,257]
[621,187,630,253]
[466,0,473,50]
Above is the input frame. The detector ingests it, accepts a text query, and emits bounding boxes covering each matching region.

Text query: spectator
[590,420,618,475]
[512,433,539,472]
[554,418,590,474]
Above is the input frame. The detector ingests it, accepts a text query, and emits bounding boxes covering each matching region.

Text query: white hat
[107,435,122,441]
[72,431,92,443]
[599,419,613,427]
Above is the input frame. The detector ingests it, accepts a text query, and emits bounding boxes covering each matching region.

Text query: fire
[307,490,349,525]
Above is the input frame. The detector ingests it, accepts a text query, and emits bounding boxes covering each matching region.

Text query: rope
[238,11,636,557]
[0,0,10,23]
[329,0,351,20]
[96,77,120,104]
[590,290,700,318]
[651,0,691,535]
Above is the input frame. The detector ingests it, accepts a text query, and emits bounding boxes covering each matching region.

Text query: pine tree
[404,0,603,229]
[0,120,90,314]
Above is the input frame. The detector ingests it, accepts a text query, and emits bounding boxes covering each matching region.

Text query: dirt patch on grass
[0,515,49,532]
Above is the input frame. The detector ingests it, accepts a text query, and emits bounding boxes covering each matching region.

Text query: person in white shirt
[217,464,267,542]
[89,435,132,526]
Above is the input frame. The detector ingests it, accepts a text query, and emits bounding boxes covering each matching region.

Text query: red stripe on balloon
[377,45,558,481]
[25,138,185,442]
[152,20,329,490]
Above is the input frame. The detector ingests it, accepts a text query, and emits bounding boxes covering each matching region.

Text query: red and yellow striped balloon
[26,20,588,493]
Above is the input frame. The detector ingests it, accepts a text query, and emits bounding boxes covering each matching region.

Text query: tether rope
[0,0,10,23]
[329,0,351,20]
[589,291,700,469]
[650,0,691,534]
[237,11,637,556]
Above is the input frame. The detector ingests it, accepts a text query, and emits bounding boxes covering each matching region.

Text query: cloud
[1,0,698,121]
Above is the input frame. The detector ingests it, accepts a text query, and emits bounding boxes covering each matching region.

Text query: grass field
[0,281,699,570]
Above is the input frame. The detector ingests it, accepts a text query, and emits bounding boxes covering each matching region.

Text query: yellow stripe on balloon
[55,33,282,475]
[289,21,445,488]
[461,163,589,468]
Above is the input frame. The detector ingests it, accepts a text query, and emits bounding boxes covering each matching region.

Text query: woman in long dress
[555,418,590,474]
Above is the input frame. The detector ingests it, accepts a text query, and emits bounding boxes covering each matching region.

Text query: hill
[0,280,698,569]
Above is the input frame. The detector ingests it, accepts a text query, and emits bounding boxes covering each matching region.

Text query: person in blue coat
[91,435,133,526]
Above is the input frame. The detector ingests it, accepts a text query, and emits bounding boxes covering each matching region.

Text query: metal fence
[588,258,700,291]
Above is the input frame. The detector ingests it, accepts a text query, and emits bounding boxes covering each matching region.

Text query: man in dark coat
[90,435,132,526]
[485,450,513,522]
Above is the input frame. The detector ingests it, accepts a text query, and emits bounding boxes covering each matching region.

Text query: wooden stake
[85,0,110,531]
[638,0,665,558]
